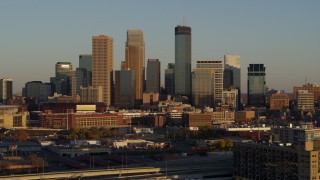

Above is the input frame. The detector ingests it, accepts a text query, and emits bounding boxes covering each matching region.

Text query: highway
[0,155,233,179]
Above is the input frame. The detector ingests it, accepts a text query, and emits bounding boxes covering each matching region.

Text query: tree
[219,140,226,150]
[225,139,233,151]
[11,130,28,141]
[86,127,101,139]
[198,125,221,139]
[70,127,80,139]
[29,154,48,172]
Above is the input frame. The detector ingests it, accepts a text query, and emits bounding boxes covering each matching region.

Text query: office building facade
[146,59,160,93]
[247,64,266,107]
[0,78,13,105]
[25,81,51,102]
[270,93,290,110]
[192,61,224,107]
[114,69,136,108]
[124,30,145,105]
[224,55,240,89]
[175,25,191,97]
[222,89,239,110]
[92,35,113,106]
[165,63,175,96]
[234,126,320,180]
[52,62,76,96]
[293,83,320,102]
[192,68,215,108]
[79,55,92,72]
[56,62,73,79]
[0,106,28,128]
[79,86,103,103]
[79,54,92,86]
[297,90,314,112]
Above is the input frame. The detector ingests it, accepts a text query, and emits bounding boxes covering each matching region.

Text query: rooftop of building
[235,140,295,150]
[0,105,20,109]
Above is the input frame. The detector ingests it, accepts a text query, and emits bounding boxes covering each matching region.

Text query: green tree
[86,127,101,139]
[70,127,80,139]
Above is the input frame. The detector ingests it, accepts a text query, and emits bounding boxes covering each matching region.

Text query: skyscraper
[55,62,73,79]
[175,25,191,97]
[192,67,215,108]
[79,54,92,86]
[79,55,92,72]
[124,30,145,105]
[92,35,113,106]
[146,59,160,93]
[192,61,223,107]
[75,68,89,94]
[224,55,241,110]
[0,78,13,105]
[247,64,266,106]
[25,81,51,102]
[114,69,136,108]
[297,90,314,112]
[51,62,76,96]
[165,63,175,96]
[224,55,240,90]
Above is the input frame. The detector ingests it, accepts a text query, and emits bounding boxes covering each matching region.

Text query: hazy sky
[0,0,319,94]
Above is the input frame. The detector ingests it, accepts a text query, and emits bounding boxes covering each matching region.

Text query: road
[0,154,233,180]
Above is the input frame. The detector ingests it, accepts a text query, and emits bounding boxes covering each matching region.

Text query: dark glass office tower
[0,78,13,105]
[224,55,241,110]
[79,54,92,86]
[146,59,160,93]
[165,63,175,96]
[175,25,191,97]
[247,64,266,107]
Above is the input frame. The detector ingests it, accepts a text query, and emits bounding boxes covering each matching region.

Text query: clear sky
[0,0,319,94]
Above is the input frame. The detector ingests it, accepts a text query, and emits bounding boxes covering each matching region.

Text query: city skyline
[0,1,319,94]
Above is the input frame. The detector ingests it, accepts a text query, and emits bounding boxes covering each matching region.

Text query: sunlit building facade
[92,35,113,106]
[124,30,145,105]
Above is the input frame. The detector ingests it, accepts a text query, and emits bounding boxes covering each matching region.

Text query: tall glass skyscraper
[175,25,191,97]
[55,62,73,79]
[192,67,215,108]
[247,64,266,106]
[224,55,240,89]
[165,63,175,96]
[224,55,241,109]
[146,59,160,93]
[79,54,92,86]
[79,55,92,72]
[52,62,75,96]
